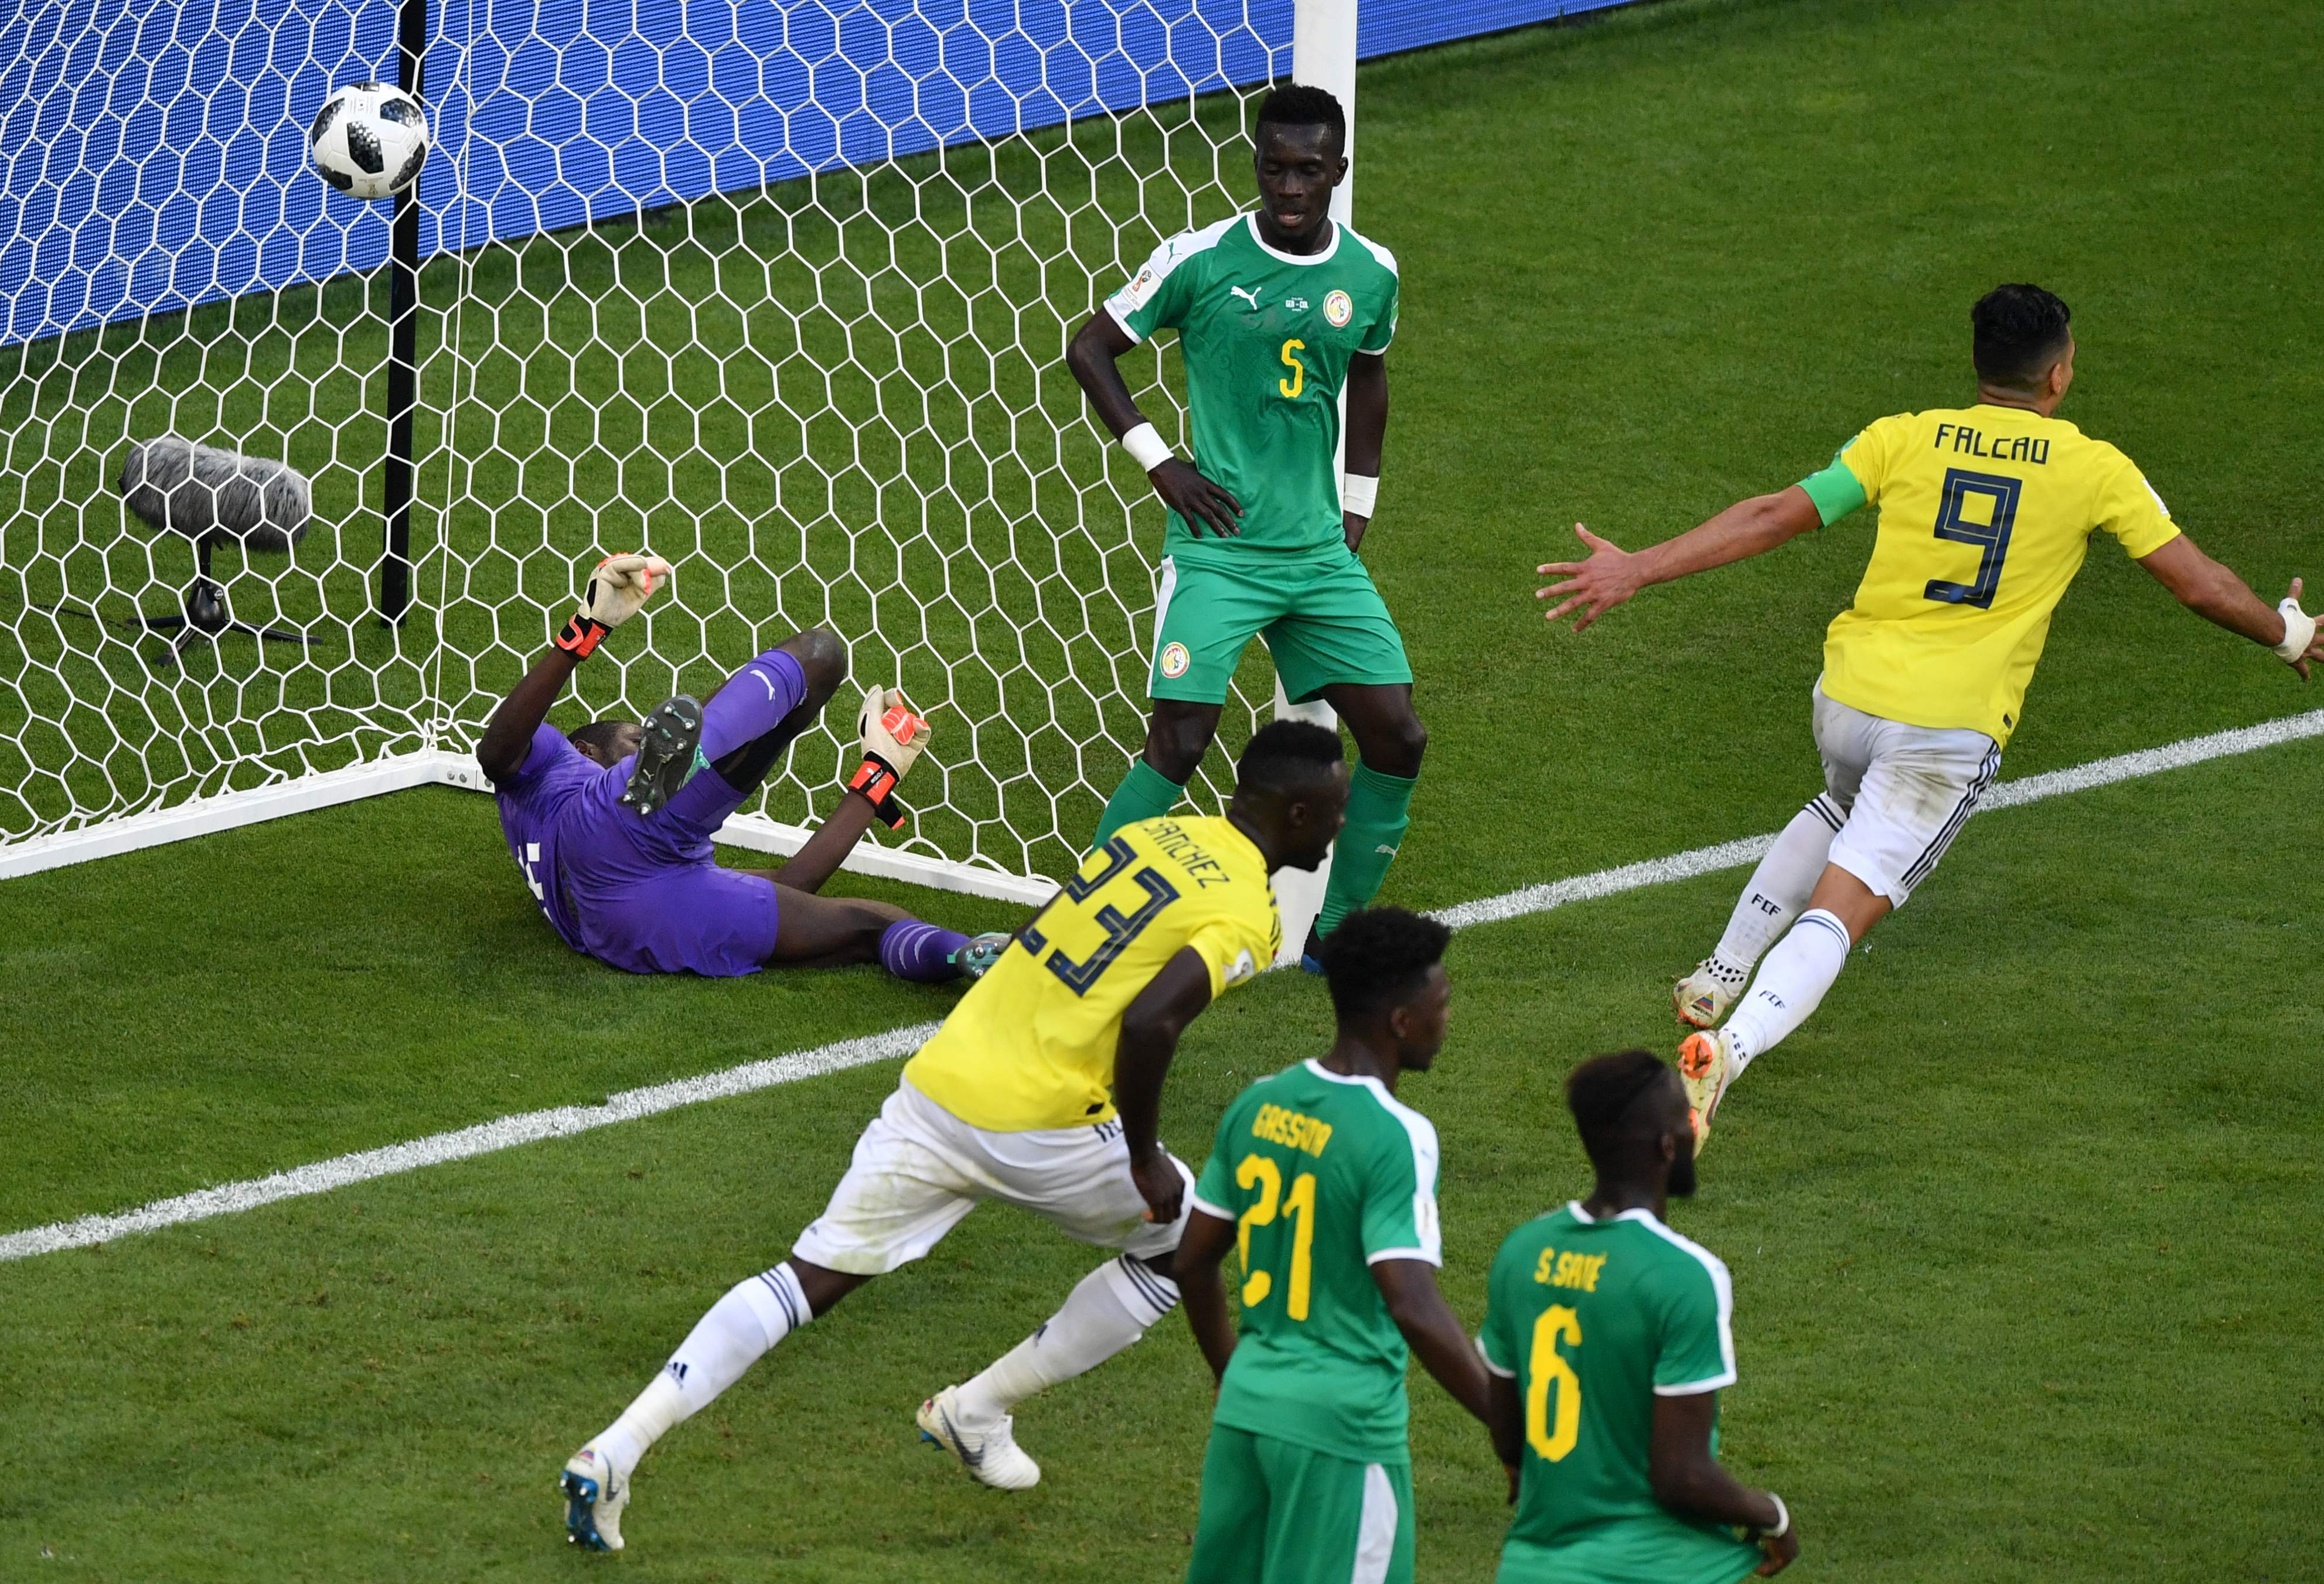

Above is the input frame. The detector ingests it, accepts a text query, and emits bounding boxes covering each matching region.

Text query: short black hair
[570,719,632,758]
[1565,1049,1677,1162]
[1971,284,2072,392]
[1255,83,1345,147]
[1233,718,1344,798]
[1320,906,1450,1025]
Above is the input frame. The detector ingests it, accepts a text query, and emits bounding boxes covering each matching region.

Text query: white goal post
[0,0,1550,921]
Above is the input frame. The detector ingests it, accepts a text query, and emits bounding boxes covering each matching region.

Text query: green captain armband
[1795,458,1868,527]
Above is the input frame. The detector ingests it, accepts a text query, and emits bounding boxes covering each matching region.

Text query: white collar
[1245,212,1340,267]
[1567,1200,1661,1227]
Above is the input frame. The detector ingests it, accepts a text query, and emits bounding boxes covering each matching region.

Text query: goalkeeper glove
[555,551,672,657]
[847,685,931,831]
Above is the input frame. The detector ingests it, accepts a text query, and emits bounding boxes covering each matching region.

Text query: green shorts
[1185,1423,1415,1584]
[1151,545,1413,706]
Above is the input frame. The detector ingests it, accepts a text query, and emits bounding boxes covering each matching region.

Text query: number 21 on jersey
[1235,1153,1318,1319]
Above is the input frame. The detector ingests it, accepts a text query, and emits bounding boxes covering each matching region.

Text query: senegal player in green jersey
[1176,907,1492,1584]
[1068,84,1424,971]
[1480,1050,1798,1583]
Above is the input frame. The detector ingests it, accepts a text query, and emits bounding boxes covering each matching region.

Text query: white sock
[1710,798,1844,981]
[953,1255,1178,1425]
[1722,908,1852,1074]
[591,1261,812,1480]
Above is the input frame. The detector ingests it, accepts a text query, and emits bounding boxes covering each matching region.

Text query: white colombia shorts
[1810,682,2001,909]
[792,1078,1194,1277]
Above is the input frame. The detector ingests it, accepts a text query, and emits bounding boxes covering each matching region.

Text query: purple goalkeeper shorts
[552,648,808,977]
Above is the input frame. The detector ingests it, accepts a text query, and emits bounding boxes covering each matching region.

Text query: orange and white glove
[554,551,672,657]
[847,685,931,830]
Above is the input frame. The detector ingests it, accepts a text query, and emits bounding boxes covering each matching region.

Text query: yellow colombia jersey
[1800,404,2180,746]
[904,815,1281,1132]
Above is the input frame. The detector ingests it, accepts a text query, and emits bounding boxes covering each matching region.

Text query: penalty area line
[5,707,2318,1265]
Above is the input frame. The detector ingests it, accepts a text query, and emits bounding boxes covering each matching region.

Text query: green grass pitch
[4,0,2322,1578]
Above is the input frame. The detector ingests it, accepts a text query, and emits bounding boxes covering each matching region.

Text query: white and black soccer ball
[308,83,430,201]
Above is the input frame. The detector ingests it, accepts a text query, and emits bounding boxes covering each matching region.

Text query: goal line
[5,704,2315,1265]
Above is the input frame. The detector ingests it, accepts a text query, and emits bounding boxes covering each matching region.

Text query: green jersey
[1191,1058,1442,1463]
[1106,213,1400,558]
[1478,1204,1763,1584]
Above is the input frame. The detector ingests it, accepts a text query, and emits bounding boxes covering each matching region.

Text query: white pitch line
[0,1023,937,1263]
[1433,707,2324,929]
[6,708,2319,1265]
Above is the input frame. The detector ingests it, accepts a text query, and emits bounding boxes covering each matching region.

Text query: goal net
[1,0,1573,892]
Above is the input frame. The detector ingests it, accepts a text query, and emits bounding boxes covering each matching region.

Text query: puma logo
[1228,285,1262,309]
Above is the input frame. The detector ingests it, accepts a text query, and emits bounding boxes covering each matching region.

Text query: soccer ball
[308,83,430,201]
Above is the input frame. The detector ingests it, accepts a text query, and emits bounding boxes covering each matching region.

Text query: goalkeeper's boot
[950,931,1013,981]
[1300,922,1327,975]
[560,1445,629,1552]
[619,694,704,818]
[1673,960,1742,1029]
[916,1385,1041,1491]
[1676,1030,1740,1157]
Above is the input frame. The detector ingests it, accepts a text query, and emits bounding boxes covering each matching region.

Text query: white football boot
[916,1385,1041,1490]
[560,1445,629,1552]
[1672,961,1740,1029]
[1676,1030,1740,1156]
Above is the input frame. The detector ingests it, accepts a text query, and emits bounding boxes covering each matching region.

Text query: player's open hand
[2282,577,2319,680]
[1150,457,1242,538]
[1536,524,1645,632]
[1129,1151,1184,1225]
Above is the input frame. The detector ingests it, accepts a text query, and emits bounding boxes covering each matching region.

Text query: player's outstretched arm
[1341,351,1388,552]
[2137,537,2320,680]
[1113,947,1218,1223]
[774,688,933,894]
[476,551,671,783]
[1650,1391,1800,1576]
[1065,311,1242,537]
[1372,1259,1494,1426]
[1173,1207,1241,1385]
[1535,487,1822,633]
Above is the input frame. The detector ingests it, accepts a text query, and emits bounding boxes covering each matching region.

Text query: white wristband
[2274,598,2315,663]
[1120,421,1173,473]
[1761,1494,1790,1539]
[1342,473,1379,518]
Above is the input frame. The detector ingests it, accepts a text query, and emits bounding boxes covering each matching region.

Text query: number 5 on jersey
[1278,338,1306,399]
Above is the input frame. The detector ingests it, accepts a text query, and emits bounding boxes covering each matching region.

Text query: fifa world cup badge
[1324,289,1353,327]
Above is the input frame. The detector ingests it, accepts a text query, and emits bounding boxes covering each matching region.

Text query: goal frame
[0,0,1364,929]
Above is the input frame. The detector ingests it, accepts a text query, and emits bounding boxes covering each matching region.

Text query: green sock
[1092,758,1187,848]
[1316,763,1417,937]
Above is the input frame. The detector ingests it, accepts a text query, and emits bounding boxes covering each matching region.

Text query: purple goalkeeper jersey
[492,723,605,953]
[486,648,811,975]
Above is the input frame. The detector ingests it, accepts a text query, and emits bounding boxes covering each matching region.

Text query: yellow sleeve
[1181,900,1270,999]
[2094,452,2182,559]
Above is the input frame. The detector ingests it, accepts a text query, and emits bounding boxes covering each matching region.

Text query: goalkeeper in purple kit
[475,552,1006,983]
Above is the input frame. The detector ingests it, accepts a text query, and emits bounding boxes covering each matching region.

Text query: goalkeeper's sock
[1721,908,1852,1074]
[595,1262,812,1481]
[880,919,970,983]
[1314,763,1417,937]
[1092,759,1186,848]
[953,1256,1175,1424]
[1709,797,1843,981]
